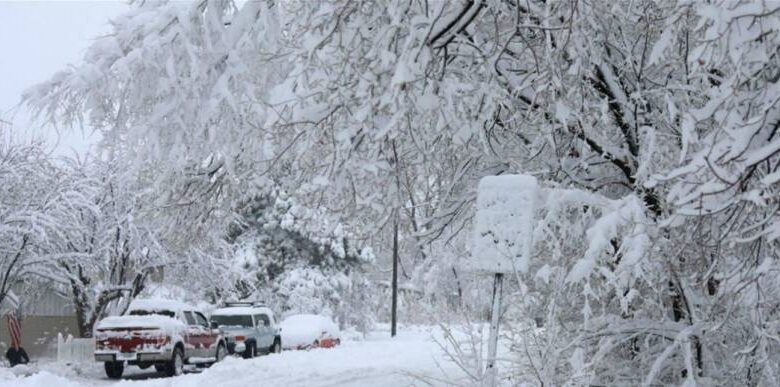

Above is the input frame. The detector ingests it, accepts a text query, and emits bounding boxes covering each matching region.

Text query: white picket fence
[57,333,94,364]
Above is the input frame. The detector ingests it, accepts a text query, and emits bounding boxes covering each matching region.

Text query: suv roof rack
[224,301,265,308]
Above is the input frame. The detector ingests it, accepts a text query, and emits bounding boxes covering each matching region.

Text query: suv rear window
[128,309,175,318]
[212,315,253,328]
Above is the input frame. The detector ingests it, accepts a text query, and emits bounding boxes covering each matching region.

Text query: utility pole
[391,213,399,337]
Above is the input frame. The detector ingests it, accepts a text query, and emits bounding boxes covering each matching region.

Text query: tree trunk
[452,266,463,308]
[391,214,399,337]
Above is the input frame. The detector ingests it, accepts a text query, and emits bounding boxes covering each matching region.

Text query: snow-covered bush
[276,267,346,317]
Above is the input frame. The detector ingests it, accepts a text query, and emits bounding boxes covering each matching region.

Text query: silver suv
[210,302,282,358]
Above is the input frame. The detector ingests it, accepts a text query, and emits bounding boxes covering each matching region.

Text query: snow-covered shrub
[276,267,345,316]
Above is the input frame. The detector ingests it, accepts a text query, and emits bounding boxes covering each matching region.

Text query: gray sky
[0,0,128,157]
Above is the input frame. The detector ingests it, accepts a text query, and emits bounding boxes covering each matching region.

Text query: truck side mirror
[210,321,219,330]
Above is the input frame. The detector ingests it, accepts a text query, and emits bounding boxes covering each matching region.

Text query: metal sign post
[485,272,504,386]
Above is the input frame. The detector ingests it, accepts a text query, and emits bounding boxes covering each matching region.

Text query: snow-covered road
[0,327,468,387]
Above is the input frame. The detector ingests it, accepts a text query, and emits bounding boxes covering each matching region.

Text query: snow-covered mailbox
[466,174,539,386]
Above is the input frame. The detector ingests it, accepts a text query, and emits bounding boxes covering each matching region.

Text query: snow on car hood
[280,315,339,348]
[95,315,185,331]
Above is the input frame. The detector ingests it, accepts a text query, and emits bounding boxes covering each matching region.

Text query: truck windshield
[211,315,253,328]
[128,309,176,318]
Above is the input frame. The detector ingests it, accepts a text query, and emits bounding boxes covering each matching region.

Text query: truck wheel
[154,364,166,373]
[270,338,282,354]
[104,361,124,379]
[165,347,184,377]
[243,342,256,359]
[214,343,226,363]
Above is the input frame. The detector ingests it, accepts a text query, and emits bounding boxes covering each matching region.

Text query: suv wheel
[165,347,184,377]
[271,339,282,354]
[243,342,256,359]
[104,361,124,379]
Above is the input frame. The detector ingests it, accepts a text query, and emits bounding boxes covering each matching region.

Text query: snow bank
[1,326,473,387]
[0,369,81,387]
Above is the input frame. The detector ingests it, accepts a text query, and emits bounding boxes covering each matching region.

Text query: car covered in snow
[280,314,341,350]
[210,302,282,358]
[94,299,227,379]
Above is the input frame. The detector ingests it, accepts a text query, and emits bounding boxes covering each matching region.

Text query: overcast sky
[0,1,128,157]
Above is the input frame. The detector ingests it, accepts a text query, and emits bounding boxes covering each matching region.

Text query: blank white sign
[466,174,538,274]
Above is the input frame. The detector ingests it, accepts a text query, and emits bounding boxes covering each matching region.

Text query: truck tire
[104,361,124,379]
[154,364,166,373]
[165,347,184,377]
[214,342,226,363]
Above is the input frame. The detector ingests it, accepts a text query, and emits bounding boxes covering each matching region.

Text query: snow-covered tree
[23,0,780,383]
[227,188,375,327]
[0,140,55,308]
[42,157,163,337]
[0,138,97,313]
[47,153,244,337]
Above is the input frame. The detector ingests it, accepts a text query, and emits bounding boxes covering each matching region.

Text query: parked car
[210,302,282,358]
[94,299,227,379]
[280,314,341,350]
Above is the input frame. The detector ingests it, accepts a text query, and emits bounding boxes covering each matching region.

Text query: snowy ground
[0,326,477,387]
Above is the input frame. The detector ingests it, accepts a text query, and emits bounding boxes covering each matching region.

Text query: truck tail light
[234,335,246,341]
[139,330,170,347]
[151,335,170,346]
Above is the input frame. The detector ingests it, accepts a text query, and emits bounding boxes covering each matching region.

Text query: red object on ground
[318,337,339,348]
[6,311,22,349]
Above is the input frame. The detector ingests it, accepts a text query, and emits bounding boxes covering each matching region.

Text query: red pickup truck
[94,299,226,379]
